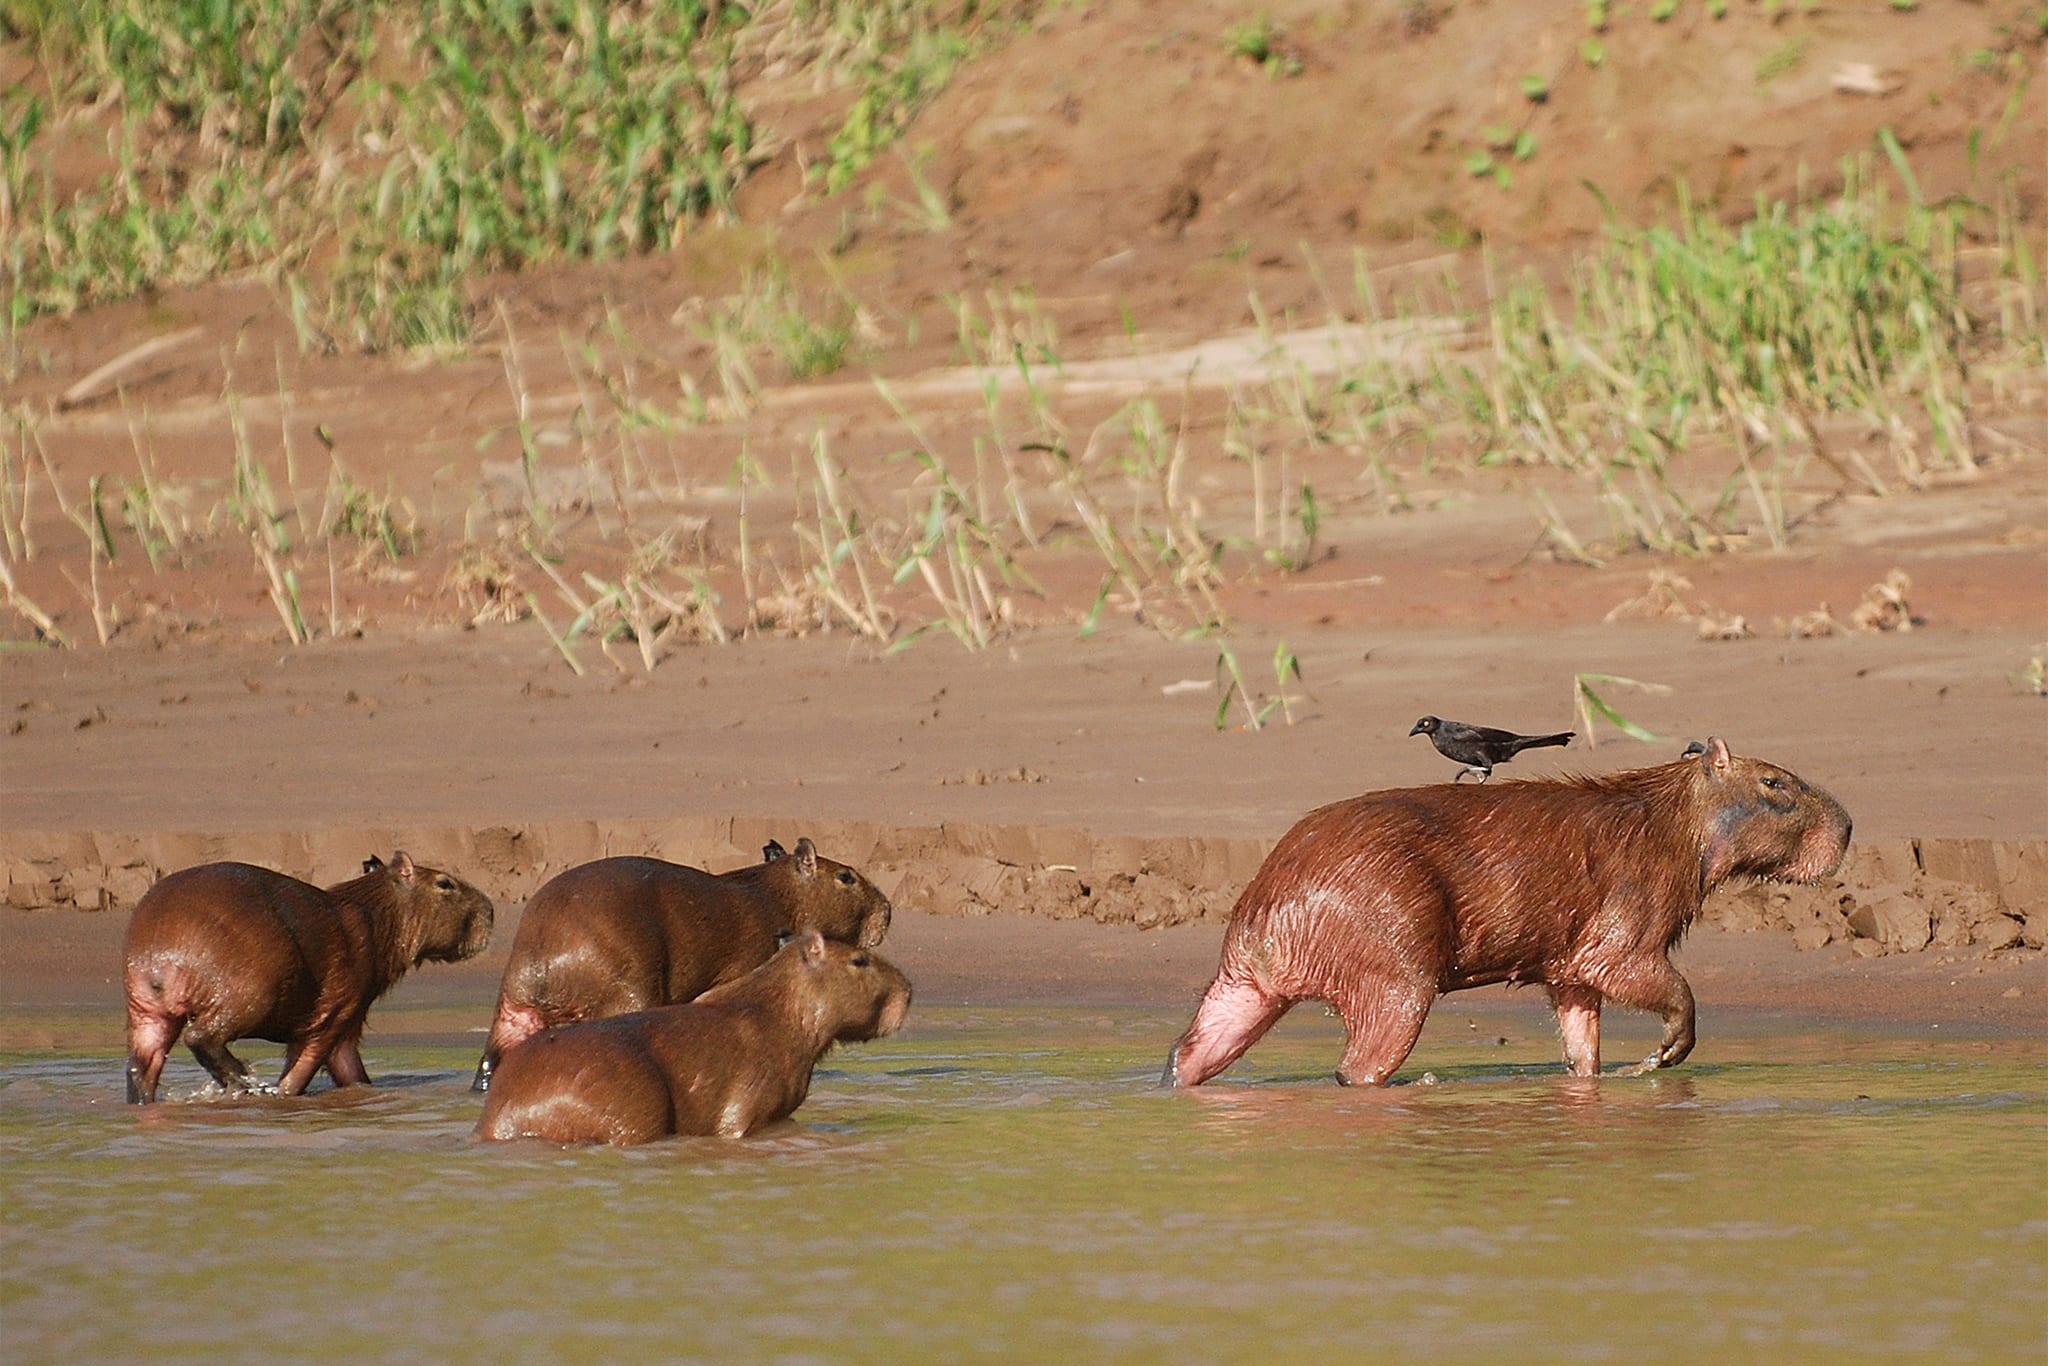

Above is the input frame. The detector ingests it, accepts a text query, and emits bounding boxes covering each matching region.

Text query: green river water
[3,1008,2043,1362]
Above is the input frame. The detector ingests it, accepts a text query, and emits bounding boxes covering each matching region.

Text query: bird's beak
[1407,721,1427,735]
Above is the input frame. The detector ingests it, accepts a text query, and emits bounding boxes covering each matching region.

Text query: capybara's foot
[1619,1032,1695,1077]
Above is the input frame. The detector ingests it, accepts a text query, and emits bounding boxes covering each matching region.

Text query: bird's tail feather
[1511,731,1575,753]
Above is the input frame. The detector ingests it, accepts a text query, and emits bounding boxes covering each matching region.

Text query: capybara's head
[766,837,892,948]
[370,850,496,964]
[1689,738,1852,887]
[784,930,912,1042]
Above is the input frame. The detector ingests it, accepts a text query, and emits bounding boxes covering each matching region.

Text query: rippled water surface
[4,1009,2044,1361]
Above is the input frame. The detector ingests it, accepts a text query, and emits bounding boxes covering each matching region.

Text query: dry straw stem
[804,432,892,642]
[2,413,34,562]
[251,534,309,645]
[0,553,68,646]
[523,591,586,676]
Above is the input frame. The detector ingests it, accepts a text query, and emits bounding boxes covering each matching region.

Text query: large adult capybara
[473,837,893,1090]
[123,852,495,1103]
[1165,737,1851,1087]
[474,929,912,1145]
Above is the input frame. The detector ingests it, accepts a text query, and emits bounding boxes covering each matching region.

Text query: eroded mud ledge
[6,819,2041,961]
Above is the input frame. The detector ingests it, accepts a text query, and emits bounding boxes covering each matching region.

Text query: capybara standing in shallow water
[473,838,892,1090]
[1165,738,1851,1087]
[475,930,912,1145]
[123,852,494,1103]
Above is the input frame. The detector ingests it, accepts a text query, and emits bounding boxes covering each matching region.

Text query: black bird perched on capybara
[123,852,494,1103]
[1410,714,1575,781]
[1164,738,1851,1088]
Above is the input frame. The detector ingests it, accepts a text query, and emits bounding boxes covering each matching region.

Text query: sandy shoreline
[6,901,2042,1061]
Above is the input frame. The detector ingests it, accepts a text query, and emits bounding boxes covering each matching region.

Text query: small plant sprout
[1572,673,1672,747]
[1211,640,1308,732]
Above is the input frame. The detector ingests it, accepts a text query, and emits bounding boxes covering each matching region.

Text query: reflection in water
[3,1009,2043,1359]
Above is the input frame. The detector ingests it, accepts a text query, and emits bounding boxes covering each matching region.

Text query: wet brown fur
[474,931,912,1146]
[474,838,892,1090]
[1165,738,1851,1087]
[123,853,494,1103]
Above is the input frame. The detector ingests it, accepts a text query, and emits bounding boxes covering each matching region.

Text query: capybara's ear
[763,839,787,862]
[1703,737,1733,775]
[391,850,417,880]
[1680,740,1708,759]
[799,929,827,966]
[794,838,819,877]
[362,854,386,874]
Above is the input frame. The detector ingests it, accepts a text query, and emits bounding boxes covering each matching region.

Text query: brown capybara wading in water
[474,930,912,1145]
[123,853,494,1103]
[1165,738,1851,1087]
[473,838,892,1091]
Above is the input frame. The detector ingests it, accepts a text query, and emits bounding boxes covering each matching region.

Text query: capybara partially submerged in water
[473,838,892,1091]
[1165,738,1851,1087]
[474,930,912,1145]
[123,852,494,1103]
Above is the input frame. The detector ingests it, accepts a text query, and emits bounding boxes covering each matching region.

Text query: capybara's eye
[435,876,456,891]
[851,952,871,967]
[1760,777,1784,792]
[836,870,857,886]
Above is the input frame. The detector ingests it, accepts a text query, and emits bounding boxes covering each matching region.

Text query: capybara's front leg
[1600,957,1697,1076]
[1331,980,1434,1087]
[324,1037,371,1088]
[1164,975,1289,1087]
[1549,985,1602,1077]
[274,1043,327,1096]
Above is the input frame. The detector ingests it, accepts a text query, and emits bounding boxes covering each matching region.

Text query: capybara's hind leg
[125,1013,180,1105]
[1330,982,1434,1087]
[475,1002,547,1093]
[1164,976,1289,1087]
[185,1034,259,1095]
[1549,985,1602,1077]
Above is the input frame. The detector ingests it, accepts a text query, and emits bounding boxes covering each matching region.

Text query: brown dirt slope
[2,4,2044,1018]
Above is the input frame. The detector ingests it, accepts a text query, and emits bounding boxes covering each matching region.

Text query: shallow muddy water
[3,1008,2043,1362]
